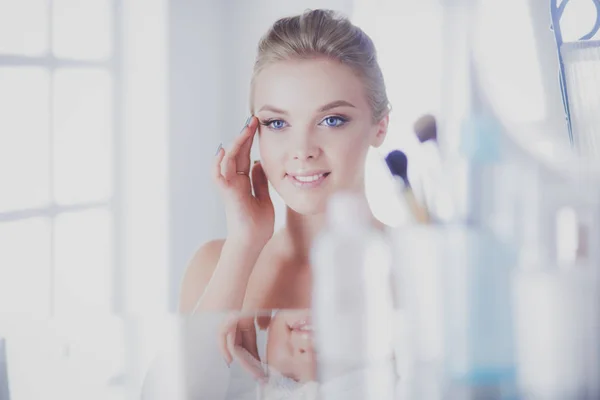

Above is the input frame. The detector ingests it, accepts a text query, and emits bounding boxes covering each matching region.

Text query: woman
[180,6,389,313]
[176,7,391,393]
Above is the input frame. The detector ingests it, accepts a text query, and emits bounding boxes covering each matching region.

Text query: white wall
[167,0,354,311]
[122,0,170,313]
[168,0,225,312]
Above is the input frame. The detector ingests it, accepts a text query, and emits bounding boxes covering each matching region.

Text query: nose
[291,130,320,161]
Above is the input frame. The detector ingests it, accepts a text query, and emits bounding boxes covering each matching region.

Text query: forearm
[194,237,266,312]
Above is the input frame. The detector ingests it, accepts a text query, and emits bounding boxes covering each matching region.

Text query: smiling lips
[286,171,331,188]
[290,319,313,333]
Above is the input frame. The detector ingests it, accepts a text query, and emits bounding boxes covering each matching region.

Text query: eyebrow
[257,100,356,115]
[257,105,289,115]
[318,100,356,112]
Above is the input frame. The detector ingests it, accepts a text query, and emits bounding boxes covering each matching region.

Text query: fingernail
[240,116,252,133]
[215,143,222,156]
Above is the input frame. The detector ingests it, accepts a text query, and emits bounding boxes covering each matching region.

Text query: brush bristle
[385,150,409,186]
[414,114,437,143]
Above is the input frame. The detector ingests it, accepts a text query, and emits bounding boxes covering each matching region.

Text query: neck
[283,208,327,263]
[282,191,383,264]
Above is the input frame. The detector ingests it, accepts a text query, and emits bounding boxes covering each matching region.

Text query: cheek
[328,131,371,163]
[325,135,371,184]
[258,134,284,178]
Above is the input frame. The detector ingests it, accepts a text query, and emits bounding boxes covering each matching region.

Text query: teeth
[299,324,313,332]
[294,174,323,183]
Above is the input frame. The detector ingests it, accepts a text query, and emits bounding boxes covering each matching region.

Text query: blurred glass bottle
[311,192,395,400]
[435,0,520,397]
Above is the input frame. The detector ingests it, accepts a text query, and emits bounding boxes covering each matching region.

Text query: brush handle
[403,188,430,224]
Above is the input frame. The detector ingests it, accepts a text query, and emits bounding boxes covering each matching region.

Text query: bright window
[0,67,51,212]
[0,0,49,56]
[0,2,127,397]
[0,1,118,316]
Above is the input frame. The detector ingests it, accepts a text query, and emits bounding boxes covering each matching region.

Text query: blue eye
[321,116,347,128]
[267,119,287,130]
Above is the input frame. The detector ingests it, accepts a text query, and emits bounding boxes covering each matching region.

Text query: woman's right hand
[214,116,275,246]
[218,312,267,384]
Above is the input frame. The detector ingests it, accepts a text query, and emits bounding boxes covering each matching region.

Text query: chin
[282,192,330,216]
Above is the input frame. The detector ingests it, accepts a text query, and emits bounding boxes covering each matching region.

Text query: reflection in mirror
[142,310,399,400]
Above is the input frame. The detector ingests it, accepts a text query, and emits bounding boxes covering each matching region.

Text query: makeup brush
[413,114,437,144]
[385,150,430,224]
[413,114,447,221]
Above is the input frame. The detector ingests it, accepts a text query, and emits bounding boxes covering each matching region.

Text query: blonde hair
[251,9,390,122]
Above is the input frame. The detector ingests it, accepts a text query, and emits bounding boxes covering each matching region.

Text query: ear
[370,113,389,148]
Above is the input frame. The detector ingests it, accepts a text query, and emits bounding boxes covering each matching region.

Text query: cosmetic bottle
[441,101,521,400]
[512,169,600,399]
[311,192,395,400]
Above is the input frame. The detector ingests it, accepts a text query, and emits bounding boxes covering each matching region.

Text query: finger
[231,346,267,383]
[251,161,272,204]
[218,314,239,366]
[236,117,259,174]
[236,317,255,343]
[219,331,233,367]
[226,331,237,363]
[236,315,260,361]
[221,150,238,182]
[213,146,226,188]
[242,327,261,362]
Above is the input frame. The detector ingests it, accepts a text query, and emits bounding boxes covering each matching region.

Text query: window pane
[54,208,113,314]
[0,218,51,313]
[53,68,113,205]
[0,0,48,56]
[52,0,112,60]
[0,67,50,213]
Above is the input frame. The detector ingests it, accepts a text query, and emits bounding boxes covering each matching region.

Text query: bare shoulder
[178,239,226,313]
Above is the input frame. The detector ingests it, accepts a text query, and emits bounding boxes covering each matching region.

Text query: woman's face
[266,309,316,382]
[252,58,388,215]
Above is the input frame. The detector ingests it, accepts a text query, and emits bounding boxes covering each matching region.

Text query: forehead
[252,58,370,114]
